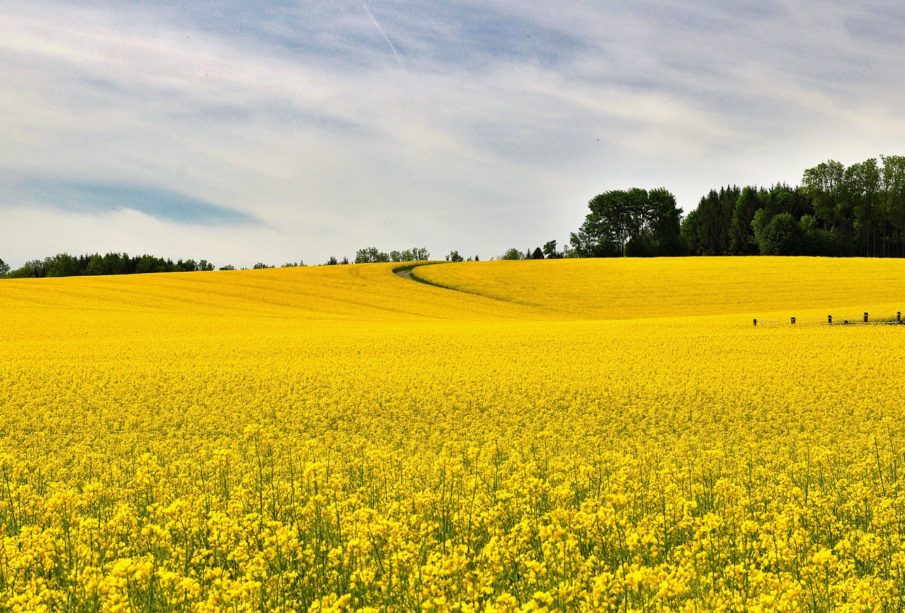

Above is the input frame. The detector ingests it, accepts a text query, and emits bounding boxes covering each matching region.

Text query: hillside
[4,257,905,326]
[1,258,904,609]
[411,257,905,320]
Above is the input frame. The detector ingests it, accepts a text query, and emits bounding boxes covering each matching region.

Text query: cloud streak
[358,0,406,72]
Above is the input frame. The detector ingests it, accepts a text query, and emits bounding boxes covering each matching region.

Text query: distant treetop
[354,247,430,264]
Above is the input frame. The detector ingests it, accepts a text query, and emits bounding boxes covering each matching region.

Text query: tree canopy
[570,188,683,257]
[500,248,524,260]
[355,247,430,264]
[681,155,905,257]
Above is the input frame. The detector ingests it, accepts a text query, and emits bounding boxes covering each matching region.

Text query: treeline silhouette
[352,247,430,263]
[567,155,905,258]
[681,156,905,257]
[3,252,215,278]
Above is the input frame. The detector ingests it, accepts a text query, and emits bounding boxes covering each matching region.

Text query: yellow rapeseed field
[1,257,904,611]
[412,257,905,320]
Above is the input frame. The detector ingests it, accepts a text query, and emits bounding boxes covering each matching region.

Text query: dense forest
[570,155,905,258]
[679,155,905,257]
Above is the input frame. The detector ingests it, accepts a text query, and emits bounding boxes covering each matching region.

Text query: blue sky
[1,1,904,267]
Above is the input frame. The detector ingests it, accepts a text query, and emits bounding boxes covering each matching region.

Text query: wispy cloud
[1,1,904,266]
[22,180,258,225]
[358,1,406,72]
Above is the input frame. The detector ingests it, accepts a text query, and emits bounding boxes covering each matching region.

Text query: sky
[2,1,904,267]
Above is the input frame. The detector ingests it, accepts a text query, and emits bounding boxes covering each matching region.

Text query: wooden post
[791,316,796,325]
[753,318,757,327]
[827,314,832,325]
[864,312,869,323]
[898,311,901,323]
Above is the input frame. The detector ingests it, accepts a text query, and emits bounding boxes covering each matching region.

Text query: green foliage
[389,248,429,262]
[446,251,464,262]
[679,209,701,256]
[681,187,739,255]
[573,188,683,257]
[754,212,801,255]
[500,248,524,260]
[542,240,561,259]
[531,247,544,260]
[357,247,428,264]
[751,208,768,251]
[5,252,215,278]
[729,187,761,255]
[355,247,390,264]
[681,155,905,257]
[643,188,684,256]
[798,214,837,256]
[0,258,8,277]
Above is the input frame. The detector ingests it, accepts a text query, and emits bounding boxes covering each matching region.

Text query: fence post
[753,318,757,327]
[791,316,796,325]
[898,311,901,323]
[864,312,869,323]
[828,314,832,325]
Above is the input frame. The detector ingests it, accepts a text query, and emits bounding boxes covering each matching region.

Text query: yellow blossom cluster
[1,259,904,610]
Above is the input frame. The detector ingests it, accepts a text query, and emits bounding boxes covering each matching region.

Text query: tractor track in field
[393,261,496,298]
[392,262,449,288]
[392,262,550,312]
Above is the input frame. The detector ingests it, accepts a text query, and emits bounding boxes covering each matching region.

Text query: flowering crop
[1,259,904,610]
[413,256,905,320]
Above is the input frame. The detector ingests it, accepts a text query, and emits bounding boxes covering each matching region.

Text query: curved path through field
[400,257,905,323]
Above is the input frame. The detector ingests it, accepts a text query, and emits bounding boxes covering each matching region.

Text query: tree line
[564,155,905,258]
[498,243,562,260]
[1,252,216,278]
[0,247,437,278]
[681,155,905,257]
[351,247,431,264]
